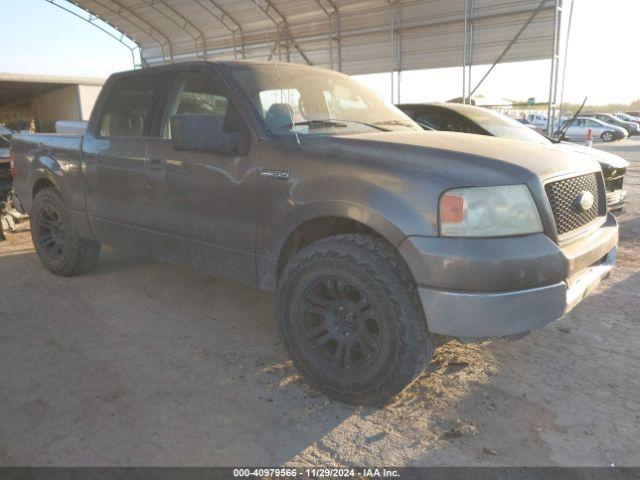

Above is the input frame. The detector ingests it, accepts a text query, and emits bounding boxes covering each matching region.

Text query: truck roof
[110,60,327,78]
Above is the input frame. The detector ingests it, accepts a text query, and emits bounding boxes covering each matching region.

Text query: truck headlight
[439,185,543,237]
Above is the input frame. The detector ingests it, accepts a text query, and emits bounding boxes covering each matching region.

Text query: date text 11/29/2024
[233,468,400,477]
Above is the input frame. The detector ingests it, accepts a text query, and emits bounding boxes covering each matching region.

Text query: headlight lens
[440,185,543,237]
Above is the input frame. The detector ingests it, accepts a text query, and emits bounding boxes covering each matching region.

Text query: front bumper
[402,213,618,338]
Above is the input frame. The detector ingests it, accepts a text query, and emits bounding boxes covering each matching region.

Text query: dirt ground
[0,138,639,467]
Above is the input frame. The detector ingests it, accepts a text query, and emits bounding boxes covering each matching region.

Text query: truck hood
[305,131,601,182]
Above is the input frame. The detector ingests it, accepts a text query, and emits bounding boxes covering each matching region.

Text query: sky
[2,0,639,106]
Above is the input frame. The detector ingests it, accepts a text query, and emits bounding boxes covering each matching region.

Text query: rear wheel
[277,234,433,405]
[31,187,100,276]
[601,131,614,142]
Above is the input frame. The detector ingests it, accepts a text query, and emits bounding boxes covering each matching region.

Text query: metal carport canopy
[66,0,560,76]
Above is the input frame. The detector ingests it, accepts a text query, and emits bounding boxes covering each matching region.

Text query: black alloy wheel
[36,204,67,262]
[277,234,433,405]
[31,187,101,276]
[297,275,384,373]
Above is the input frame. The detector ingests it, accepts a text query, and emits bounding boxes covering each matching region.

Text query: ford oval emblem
[577,191,595,211]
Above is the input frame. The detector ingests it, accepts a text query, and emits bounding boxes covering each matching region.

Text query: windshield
[230,63,421,135]
[462,107,551,145]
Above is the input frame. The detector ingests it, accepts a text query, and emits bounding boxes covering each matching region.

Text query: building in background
[0,73,103,132]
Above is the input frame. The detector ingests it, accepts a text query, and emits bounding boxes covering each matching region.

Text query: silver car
[561,117,627,142]
[583,113,640,136]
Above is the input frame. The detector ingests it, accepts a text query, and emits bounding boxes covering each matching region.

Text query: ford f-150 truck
[11,61,618,405]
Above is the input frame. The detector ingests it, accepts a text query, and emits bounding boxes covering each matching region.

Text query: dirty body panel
[11,61,618,341]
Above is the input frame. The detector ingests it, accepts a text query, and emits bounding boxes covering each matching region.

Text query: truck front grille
[545,173,606,236]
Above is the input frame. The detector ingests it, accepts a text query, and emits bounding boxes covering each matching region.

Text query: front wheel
[601,131,615,142]
[31,187,101,276]
[277,234,433,405]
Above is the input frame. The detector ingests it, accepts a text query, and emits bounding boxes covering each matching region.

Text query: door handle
[148,157,165,171]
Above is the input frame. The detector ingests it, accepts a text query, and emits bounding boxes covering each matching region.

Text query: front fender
[269,173,437,257]
[257,174,437,290]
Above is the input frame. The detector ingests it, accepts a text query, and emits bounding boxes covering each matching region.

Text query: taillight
[9,146,16,180]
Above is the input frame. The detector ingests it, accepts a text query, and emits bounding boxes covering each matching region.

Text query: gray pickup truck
[11,61,618,405]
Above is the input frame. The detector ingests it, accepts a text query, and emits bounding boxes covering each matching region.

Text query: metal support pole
[390,6,395,103]
[558,0,574,117]
[336,13,342,71]
[462,0,468,104]
[387,2,401,103]
[466,0,475,104]
[546,0,562,135]
[329,15,334,70]
[396,2,402,103]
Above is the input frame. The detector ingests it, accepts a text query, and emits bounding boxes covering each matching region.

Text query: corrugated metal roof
[68,0,559,75]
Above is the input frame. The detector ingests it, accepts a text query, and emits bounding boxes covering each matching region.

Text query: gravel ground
[0,138,638,467]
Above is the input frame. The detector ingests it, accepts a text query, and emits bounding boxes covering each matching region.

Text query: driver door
[145,69,258,285]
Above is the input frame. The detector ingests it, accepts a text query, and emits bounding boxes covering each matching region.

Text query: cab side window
[162,73,229,139]
[99,76,158,137]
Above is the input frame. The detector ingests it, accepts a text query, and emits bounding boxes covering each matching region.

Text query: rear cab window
[98,75,160,138]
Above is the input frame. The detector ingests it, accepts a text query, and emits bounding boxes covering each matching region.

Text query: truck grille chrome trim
[545,173,606,236]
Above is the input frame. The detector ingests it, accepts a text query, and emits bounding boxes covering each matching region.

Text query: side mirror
[170,114,244,155]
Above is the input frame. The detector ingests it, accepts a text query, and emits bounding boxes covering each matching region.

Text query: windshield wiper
[281,119,389,132]
[283,120,348,128]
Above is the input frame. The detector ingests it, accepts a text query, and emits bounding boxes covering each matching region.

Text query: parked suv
[11,62,618,404]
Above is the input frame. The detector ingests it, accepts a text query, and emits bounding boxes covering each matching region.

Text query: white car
[526,113,548,129]
[559,117,627,142]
